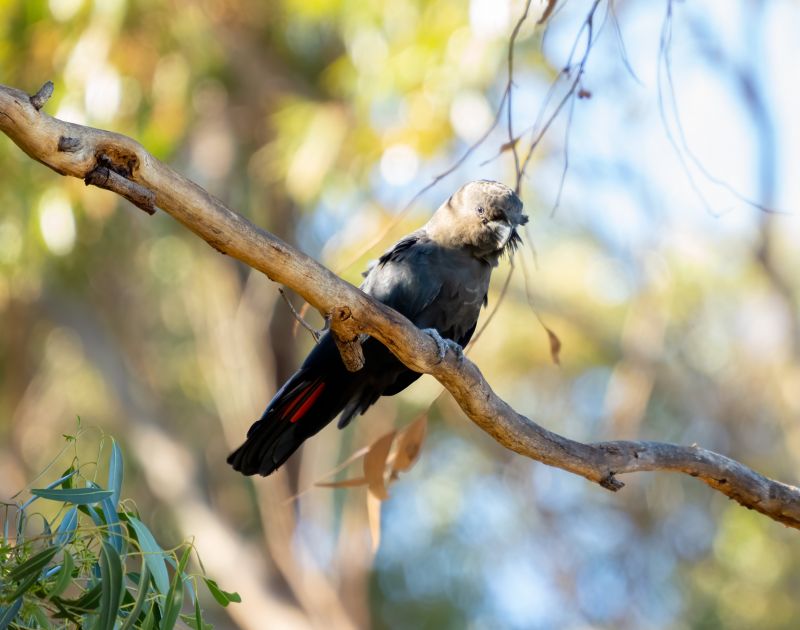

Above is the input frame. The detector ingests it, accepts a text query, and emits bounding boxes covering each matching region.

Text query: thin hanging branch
[2,81,800,529]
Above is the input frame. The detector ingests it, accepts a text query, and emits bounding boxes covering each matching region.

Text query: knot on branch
[29,81,54,111]
[85,156,156,215]
[330,305,365,372]
[599,473,624,492]
[58,136,81,153]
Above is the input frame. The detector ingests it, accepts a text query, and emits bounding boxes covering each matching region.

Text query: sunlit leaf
[366,492,382,553]
[316,477,368,488]
[364,430,396,500]
[392,415,427,475]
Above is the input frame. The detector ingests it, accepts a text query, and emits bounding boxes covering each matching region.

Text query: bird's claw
[422,328,464,364]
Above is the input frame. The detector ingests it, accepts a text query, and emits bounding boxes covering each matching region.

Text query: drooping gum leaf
[54,507,78,546]
[127,517,170,596]
[364,430,396,500]
[95,540,123,630]
[166,548,196,604]
[30,487,113,505]
[0,600,23,628]
[162,545,191,629]
[316,477,368,488]
[538,0,558,24]
[5,571,40,601]
[47,551,75,599]
[202,577,241,607]
[140,602,156,630]
[194,593,203,630]
[108,439,123,508]
[161,578,184,630]
[366,492,382,553]
[100,497,124,553]
[392,415,427,474]
[8,545,59,581]
[120,565,150,630]
[546,326,562,365]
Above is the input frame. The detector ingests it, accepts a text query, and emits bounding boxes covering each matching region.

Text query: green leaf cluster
[1,436,240,629]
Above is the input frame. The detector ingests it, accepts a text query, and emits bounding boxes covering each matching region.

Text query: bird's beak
[493,221,513,247]
[520,214,529,225]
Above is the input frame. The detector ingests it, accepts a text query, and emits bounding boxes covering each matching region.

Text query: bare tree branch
[2,81,800,529]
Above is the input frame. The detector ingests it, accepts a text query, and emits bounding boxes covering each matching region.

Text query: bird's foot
[422,328,464,364]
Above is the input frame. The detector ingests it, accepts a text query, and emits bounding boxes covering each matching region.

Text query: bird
[228,180,528,476]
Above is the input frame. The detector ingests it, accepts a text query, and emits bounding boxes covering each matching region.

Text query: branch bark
[2,81,800,529]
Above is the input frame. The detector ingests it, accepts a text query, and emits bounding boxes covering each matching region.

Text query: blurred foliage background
[2,0,800,628]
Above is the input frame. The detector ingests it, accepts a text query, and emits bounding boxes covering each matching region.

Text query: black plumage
[228,180,527,476]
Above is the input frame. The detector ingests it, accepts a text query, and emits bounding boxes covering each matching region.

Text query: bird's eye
[476,206,485,216]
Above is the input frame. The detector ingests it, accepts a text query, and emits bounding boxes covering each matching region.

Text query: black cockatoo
[228,180,527,476]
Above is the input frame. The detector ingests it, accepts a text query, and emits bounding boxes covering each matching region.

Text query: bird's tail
[227,372,336,476]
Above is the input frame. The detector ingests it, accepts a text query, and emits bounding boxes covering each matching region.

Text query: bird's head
[426,180,528,264]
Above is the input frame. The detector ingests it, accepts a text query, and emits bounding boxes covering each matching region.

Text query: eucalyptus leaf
[94,540,123,630]
[0,599,23,629]
[54,507,78,546]
[46,551,75,599]
[127,517,169,596]
[120,565,150,630]
[30,488,113,505]
[108,440,123,508]
[8,545,59,581]
[203,577,241,607]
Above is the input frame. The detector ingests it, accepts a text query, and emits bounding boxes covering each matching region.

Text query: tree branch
[2,81,799,529]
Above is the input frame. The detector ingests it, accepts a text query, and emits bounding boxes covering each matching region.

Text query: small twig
[507,0,533,188]
[278,287,327,343]
[29,81,54,111]
[84,165,156,215]
[518,0,603,187]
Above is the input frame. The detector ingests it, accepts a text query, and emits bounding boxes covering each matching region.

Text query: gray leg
[422,328,464,363]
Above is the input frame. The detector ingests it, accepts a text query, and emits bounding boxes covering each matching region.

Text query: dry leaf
[392,415,428,475]
[364,430,396,500]
[316,477,368,488]
[366,492,382,553]
[546,326,562,365]
[537,0,558,25]
[499,137,520,154]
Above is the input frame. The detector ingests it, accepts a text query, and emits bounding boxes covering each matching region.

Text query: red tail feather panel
[286,381,326,423]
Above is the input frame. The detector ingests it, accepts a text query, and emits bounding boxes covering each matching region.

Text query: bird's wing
[361,231,444,320]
